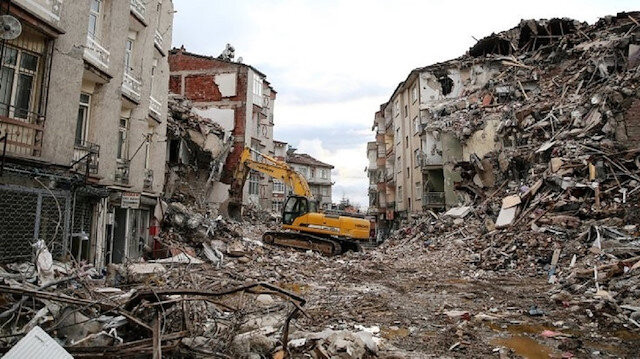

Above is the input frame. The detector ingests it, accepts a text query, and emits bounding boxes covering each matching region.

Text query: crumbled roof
[169,47,276,92]
[287,153,334,168]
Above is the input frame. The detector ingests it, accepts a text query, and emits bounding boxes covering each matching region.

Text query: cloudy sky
[172,0,636,207]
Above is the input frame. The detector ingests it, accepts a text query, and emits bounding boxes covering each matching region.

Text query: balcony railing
[418,152,443,168]
[122,72,142,102]
[23,0,62,23]
[0,104,45,157]
[149,96,162,119]
[154,30,164,50]
[130,0,146,21]
[84,35,110,70]
[423,192,446,208]
[143,169,153,190]
[115,160,130,185]
[72,140,100,174]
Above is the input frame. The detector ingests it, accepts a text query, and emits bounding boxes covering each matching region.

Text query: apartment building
[286,149,333,209]
[168,47,277,211]
[0,0,173,266]
[272,139,287,213]
[368,61,504,230]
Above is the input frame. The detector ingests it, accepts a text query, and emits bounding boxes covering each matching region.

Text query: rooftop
[287,153,334,169]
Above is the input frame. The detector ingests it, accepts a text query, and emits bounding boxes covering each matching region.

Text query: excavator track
[262,231,361,256]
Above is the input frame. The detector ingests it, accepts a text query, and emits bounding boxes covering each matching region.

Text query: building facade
[286,150,333,209]
[271,139,287,213]
[168,47,276,212]
[0,0,173,266]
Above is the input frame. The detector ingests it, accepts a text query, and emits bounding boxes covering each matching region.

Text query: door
[112,208,127,263]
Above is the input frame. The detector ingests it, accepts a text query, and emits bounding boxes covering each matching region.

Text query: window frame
[0,45,40,120]
[117,118,129,161]
[75,93,91,145]
[88,0,102,39]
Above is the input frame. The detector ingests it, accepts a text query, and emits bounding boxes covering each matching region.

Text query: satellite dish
[0,15,22,40]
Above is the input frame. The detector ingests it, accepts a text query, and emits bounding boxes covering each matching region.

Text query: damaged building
[0,0,174,266]
[369,13,640,232]
[168,46,277,212]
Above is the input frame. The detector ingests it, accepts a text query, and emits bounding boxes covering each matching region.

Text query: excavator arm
[228,147,312,218]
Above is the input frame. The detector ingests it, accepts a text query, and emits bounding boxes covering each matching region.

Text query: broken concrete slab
[445,206,472,218]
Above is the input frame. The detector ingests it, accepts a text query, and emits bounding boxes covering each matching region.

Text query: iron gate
[0,184,71,263]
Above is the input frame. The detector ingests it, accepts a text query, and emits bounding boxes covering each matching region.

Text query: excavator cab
[282,195,317,225]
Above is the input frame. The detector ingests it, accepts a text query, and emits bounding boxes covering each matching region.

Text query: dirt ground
[215,234,640,358]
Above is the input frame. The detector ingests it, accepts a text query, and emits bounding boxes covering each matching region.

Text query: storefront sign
[121,192,141,209]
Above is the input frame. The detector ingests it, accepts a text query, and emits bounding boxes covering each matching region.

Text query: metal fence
[0,184,71,263]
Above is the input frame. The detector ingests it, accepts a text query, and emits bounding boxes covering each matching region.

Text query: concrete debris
[2,11,640,359]
[445,206,472,218]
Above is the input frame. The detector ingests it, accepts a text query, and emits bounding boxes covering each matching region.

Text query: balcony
[154,30,164,52]
[72,140,100,174]
[84,35,110,71]
[143,169,153,191]
[0,104,45,157]
[129,0,146,22]
[115,160,130,185]
[423,192,446,209]
[417,151,443,168]
[122,72,142,103]
[20,0,62,24]
[149,96,162,120]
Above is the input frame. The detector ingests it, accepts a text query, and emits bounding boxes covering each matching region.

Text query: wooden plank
[0,116,44,130]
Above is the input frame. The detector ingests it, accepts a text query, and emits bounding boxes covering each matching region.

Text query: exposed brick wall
[169,75,181,94]
[169,50,252,184]
[184,75,221,102]
[625,98,640,146]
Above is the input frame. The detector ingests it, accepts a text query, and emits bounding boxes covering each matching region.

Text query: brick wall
[169,75,181,94]
[169,49,250,184]
[184,74,222,101]
[625,98,640,146]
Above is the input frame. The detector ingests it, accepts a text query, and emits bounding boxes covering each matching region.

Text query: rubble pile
[380,11,640,350]
[165,94,233,212]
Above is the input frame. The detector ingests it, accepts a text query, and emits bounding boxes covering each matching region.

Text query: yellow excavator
[228,147,372,255]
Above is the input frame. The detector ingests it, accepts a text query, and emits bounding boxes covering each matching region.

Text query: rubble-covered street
[1,1,640,358]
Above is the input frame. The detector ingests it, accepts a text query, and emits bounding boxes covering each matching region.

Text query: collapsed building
[168,47,278,212]
[368,12,640,234]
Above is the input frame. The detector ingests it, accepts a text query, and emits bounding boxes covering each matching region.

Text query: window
[415,181,422,198]
[394,100,399,116]
[413,116,420,133]
[405,136,409,148]
[398,186,403,201]
[253,77,263,96]
[404,105,407,117]
[414,149,420,167]
[249,172,259,195]
[321,169,329,179]
[411,86,418,103]
[117,118,129,160]
[75,93,91,145]
[272,200,283,213]
[144,135,150,169]
[88,0,101,39]
[150,58,158,94]
[273,180,285,193]
[0,46,40,119]
[124,38,134,73]
[322,186,329,196]
[310,167,316,178]
[407,167,410,178]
